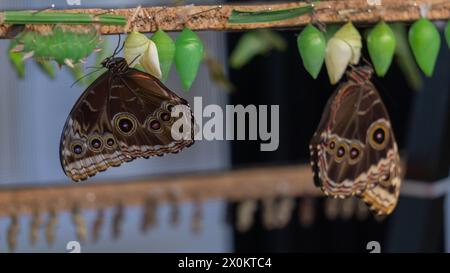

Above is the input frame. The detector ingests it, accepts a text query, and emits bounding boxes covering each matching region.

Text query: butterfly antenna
[112,34,121,57]
[129,54,141,66]
[116,41,125,56]
[70,67,104,88]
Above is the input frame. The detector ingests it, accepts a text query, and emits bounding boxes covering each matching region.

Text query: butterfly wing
[310,77,401,215]
[106,68,194,158]
[60,68,194,182]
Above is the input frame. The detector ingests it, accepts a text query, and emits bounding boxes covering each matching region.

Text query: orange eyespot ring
[348,143,364,165]
[87,135,104,152]
[113,113,138,136]
[70,140,86,158]
[367,121,390,150]
[334,142,348,163]
[326,136,338,155]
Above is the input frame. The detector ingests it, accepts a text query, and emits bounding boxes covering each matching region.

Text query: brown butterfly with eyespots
[310,66,401,215]
[60,45,194,182]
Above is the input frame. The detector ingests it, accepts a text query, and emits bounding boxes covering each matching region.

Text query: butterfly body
[310,66,401,215]
[60,57,194,182]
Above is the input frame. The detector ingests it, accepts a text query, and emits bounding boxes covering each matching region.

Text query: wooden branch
[0,0,449,38]
[0,164,319,216]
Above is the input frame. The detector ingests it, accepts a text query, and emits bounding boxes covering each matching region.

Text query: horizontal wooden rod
[0,0,449,38]
[0,164,320,217]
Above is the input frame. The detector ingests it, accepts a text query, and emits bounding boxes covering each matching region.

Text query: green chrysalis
[8,40,25,78]
[297,24,326,79]
[229,29,286,69]
[175,28,204,91]
[408,18,441,77]
[367,21,396,77]
[151,30,176,83]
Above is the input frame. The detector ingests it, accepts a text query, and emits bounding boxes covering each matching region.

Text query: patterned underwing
[60,41,195,182]
[310,65,401,215]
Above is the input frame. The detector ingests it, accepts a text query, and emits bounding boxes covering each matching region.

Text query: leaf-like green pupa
[175,28,204,91]
[445,21,450,49]
[36,60,55,79]
[13,26,102,67]
[297,24,326,79]
[367,21,396,77]
[150,30,175,83]
[8,40,25,78]
[408,18,441,77]
[124,30,162,79]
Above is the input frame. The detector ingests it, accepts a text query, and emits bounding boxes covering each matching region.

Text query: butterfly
[309,65,401,215]
[60,41,195,182]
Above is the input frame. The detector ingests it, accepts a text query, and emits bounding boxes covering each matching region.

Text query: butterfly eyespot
[87,135,104,152]
[348,144,364,165]
[334,142,348,163]
[367,121,390,150]
[157,109,174,124]
[326,136,338,155]
[70,141,86,158]
[106,138,115,146]
[102,133,118,149]
[163,102,176,112]
[113,113,138,136]
[145,117,163,133]
[73,145,83,154]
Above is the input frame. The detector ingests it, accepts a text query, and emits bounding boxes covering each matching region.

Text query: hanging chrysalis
[141,193,159,233]
[150,30,176,82]
[175,28,204,91]
[262,197,276,230]
[11,26,102,67]
[445,21,450,49]
[340,198,356,220]
[7,213,20,253]
[45,207,58,246]
[71,204,87,242]
[325,22,362,84]
[191,200,203,234]
[8,40,25,78]
[356,199,369,221]
[298,197,315,228]
[367,22,396,77]
[275,197,295,229]
[236,199,258,233]
[29,207,43,246]
[297,24,326,79]
[91,208,105,243]
[124,29,162,79]
[409,18,441,76]
[169,189,181,227]
[112,202,125,240]
[324,198,339,221]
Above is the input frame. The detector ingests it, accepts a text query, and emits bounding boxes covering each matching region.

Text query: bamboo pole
[0,0,449,38]
[0,164,319,217]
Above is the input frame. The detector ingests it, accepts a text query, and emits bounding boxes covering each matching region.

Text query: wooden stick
[0,0,449,38]
[0,164,319,216]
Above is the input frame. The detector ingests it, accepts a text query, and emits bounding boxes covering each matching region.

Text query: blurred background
[0,0,449,253]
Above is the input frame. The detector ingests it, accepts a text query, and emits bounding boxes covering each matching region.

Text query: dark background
[226,25,449,252]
